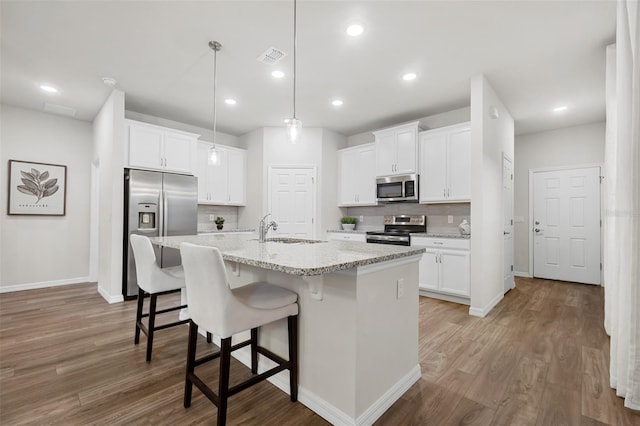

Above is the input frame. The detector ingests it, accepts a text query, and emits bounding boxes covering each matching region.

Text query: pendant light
[208,40,221,165]
[285,0,302,144]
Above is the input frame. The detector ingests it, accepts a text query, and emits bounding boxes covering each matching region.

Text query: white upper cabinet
[419,122,471,203]
[338,143,377,207]
[126,119,198,175]
[196,141,246,206]
[373,121,420,177]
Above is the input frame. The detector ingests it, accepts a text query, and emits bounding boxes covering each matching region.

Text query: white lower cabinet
[326,232,366,242]
[412,237,470,300]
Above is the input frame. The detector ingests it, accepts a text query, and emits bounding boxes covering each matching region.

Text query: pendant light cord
[209,41,221,147]
[293,0,297,119]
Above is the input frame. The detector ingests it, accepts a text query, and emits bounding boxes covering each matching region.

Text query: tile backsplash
[197,205,239,232]
[344,203,470,235]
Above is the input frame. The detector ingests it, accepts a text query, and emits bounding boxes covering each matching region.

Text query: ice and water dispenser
[137,203,157,231]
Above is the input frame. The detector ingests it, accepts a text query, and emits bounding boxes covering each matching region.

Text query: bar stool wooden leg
[146,294,157,362]
[288,315,298,402]
[207,332,213,343]
[250,328,258,374]
[218,337,232,426]
[134,288,145,344]
[184,321,198,408]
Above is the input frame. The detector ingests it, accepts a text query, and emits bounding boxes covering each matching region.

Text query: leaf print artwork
[16,167,59,203]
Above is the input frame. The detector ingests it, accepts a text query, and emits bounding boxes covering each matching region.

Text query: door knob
[534,228,541,232]
[535,221,540,225]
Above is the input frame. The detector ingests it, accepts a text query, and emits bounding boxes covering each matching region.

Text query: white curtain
[604,0,640,410]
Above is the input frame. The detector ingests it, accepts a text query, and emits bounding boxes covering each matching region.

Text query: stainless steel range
[366,215,426,246]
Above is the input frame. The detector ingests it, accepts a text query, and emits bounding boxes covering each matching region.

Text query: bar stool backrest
[180,243,235,338]
[130,234,160,294]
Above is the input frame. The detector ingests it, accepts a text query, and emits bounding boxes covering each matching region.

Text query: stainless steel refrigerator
[123,169,197,299]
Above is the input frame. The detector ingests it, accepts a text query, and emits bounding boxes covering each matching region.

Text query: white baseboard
[356,364,421,425]
[203,332,418,425]
[0,276,90,293]
[469,292,504,318]
[514,270,532,278]
[98,286,124,304]
[419,289,470,305]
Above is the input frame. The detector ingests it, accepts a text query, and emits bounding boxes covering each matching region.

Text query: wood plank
[0,277,631,425]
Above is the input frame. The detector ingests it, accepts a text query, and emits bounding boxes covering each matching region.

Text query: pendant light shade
[208,41,221,165]
[285,0,302,144]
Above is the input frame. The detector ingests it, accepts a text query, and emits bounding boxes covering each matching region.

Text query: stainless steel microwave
[376,174,419,202]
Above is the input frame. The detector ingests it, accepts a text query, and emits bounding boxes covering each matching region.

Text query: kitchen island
[151,233,424,426]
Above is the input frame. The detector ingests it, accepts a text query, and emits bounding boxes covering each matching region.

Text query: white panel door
[128,124,164,170]
[533,167,601,284]
[209,149,229,204]
[375,132,395,176]
[196,142,212,203]
[163,132,194,174]
[270,167,315,238]
[419,132,447,202]
[447,128,472,201]
[357,146,377,204]
[440,250,470,296]
[395,128,417,174]
[503,155,514,293]
[418,248,439,291]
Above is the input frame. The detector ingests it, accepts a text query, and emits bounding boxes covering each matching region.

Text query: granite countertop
[151,233,424,276]
[411,232,471,239]
[198,229,255,235]
[326,229,370,234]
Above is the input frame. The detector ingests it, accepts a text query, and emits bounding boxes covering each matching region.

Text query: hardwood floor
[1,277,639,425]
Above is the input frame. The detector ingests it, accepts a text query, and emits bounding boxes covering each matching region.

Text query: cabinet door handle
[443,188,446,197]
[447,188,450,198]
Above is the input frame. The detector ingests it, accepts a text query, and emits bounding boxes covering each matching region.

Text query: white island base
[218,255,421,426]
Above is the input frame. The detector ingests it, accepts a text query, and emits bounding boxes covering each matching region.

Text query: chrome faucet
[258,213,278,242]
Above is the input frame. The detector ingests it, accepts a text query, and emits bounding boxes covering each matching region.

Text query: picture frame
[7,160,67,216]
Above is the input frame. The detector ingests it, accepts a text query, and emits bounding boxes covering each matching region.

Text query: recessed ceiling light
[224,98,237,105]
[346,24,364,37]
[271,70,285,79]
[553,105,568,112]
[39,84,58,93]
[331,99,344,107]
[402,73,417,81]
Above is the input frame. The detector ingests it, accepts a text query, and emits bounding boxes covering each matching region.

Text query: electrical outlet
[448,215,453,224]
[209,214,215,222]
[359,215,364,222]
[397,278,404,299]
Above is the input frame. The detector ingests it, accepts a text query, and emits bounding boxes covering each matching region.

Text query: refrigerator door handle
[162,190,168,237]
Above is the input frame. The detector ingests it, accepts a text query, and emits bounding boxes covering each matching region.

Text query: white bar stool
[130,234,191,361]
[180,242,299,426]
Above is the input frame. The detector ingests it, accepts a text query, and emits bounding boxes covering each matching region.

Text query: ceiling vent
[257,47,287,65]
[44,102,76,118]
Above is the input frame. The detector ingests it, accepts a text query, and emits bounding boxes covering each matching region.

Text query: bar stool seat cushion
[232,282,297,310]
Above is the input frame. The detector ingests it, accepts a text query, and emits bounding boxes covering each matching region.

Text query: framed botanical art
[7,160,67,216]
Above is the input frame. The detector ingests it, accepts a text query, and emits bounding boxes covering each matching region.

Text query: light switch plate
[448,215,453,224]
[209,214,215,222]
[397,278,404,299]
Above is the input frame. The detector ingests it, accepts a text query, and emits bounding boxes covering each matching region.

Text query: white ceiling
[0,0,616,137]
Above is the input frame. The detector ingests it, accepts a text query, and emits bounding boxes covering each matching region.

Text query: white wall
[469,75,514,317]
[0,105,92,290]
[237,128,265,229]
[346,106,470,147]
[93,90,126,303]
[125,110,242,149]
[513,122,605,274]
[320,129,347,237]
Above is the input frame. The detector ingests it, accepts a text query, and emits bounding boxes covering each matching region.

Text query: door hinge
[511,219,513,225]
[511,173,513,180]
[312,177,315,184]
[600,263,603,270]
[511,265,513,271]
[600,219,602,227]
[312,218,315,224]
